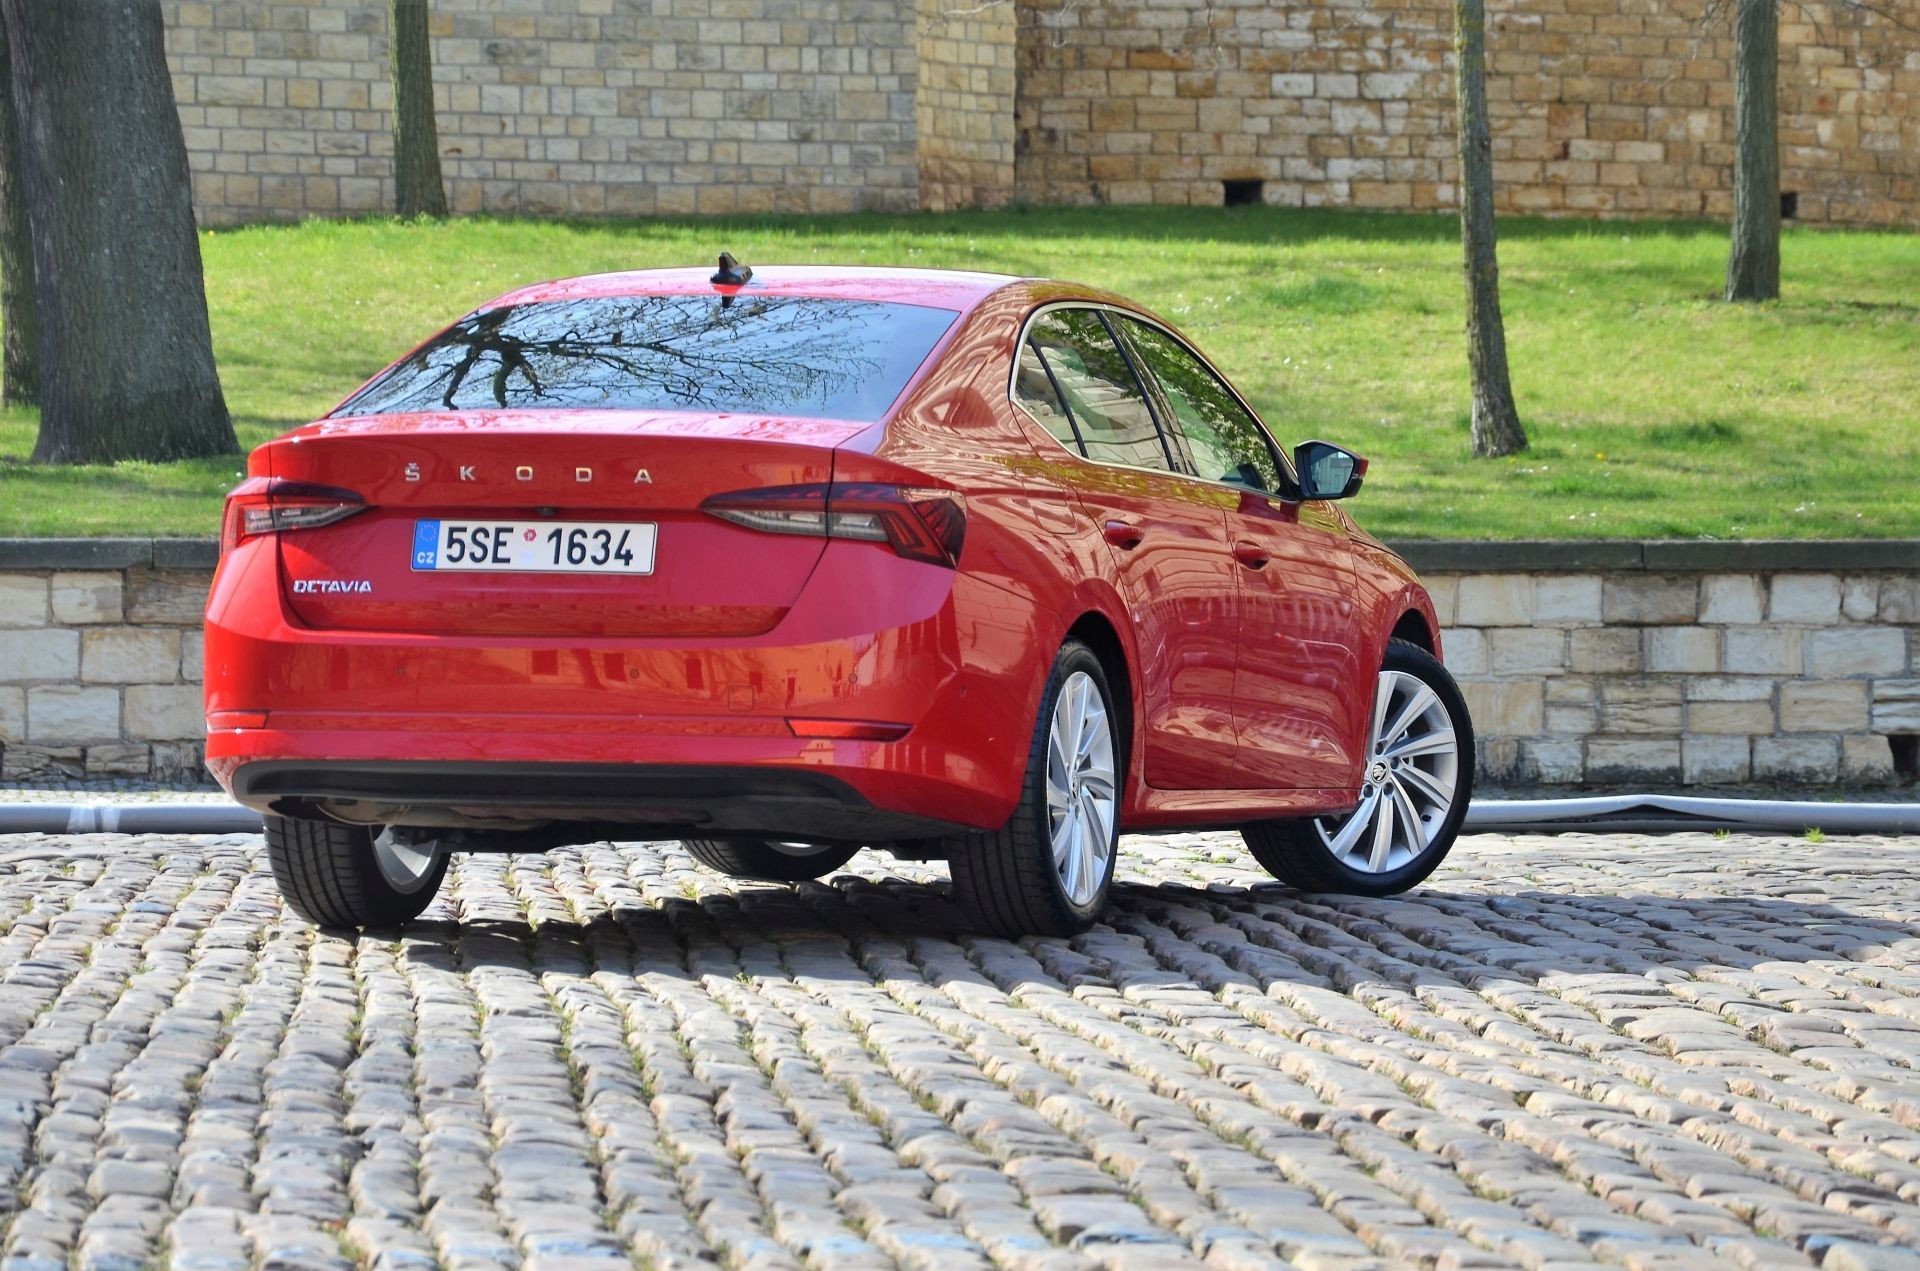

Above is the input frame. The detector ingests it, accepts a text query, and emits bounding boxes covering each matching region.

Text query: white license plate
[411,519,657,574]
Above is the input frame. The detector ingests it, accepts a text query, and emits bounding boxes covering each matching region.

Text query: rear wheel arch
[946,637,1122,936]
[1064,609,1135,776]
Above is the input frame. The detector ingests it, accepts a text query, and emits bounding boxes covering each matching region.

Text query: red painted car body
[203,265,1442,846]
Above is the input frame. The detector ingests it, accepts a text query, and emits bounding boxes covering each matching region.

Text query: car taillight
[219,477,367,556]
[702,482,966,568]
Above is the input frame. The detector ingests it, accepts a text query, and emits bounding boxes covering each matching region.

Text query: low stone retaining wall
[1,538,1915,791]
[1403,541,1920,789]
[0,541,216,783]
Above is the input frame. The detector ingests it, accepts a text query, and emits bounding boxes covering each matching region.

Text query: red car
[205,257,1473,935]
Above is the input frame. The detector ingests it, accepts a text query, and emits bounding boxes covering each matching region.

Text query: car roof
[488,265,1027,312]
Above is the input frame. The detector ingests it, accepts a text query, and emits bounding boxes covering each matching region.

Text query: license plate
[411,519,656,574]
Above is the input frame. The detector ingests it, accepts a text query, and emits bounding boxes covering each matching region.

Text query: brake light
[219,477,367,556]
[702,482,966,567]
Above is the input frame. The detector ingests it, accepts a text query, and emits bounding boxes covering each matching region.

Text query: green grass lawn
[2,206,1916,538]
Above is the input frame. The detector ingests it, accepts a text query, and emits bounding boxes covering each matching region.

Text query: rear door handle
[1233,541,1271,569]
[1102,519,1146,549]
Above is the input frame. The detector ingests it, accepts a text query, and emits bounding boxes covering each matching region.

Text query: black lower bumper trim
[229,759,968,844]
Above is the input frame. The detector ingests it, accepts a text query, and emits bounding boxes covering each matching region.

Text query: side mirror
[1294,440,1368,501]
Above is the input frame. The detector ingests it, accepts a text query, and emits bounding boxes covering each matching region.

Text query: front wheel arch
[1390,608,1435,654]
[1243,638,1474,895]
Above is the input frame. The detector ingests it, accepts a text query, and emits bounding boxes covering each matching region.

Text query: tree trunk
[1453,0,1526,459]
[1726,0,1780,302]
[390,0,447,218]
[2,0,233,463]
[0,19,38,408]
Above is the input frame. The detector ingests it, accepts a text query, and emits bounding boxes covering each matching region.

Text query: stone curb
[1,537,1914,574]
[1387,539,1920,573]
[0,538,221,570]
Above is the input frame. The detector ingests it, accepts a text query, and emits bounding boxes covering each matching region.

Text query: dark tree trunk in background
[1453,0,1526,458]
[0,20,38,408]
[390,0,447,217]
[2,0,232,463]
[1726,0,1780,301]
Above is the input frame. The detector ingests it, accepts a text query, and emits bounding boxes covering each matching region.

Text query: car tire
[1243,637,1474,895]
[682,838,860,881]
[946,639,1122,938]
[264,814,451,928]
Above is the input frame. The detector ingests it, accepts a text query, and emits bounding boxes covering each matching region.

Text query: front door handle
[1103,519,1146,549]
[1233,541,1271,569]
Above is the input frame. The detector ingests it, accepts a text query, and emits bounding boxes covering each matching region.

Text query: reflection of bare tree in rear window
[333,295,960,423]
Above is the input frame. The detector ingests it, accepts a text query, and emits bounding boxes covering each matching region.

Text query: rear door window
[1026,309,1172,471]
[1014,338,1081,453]
[334,294,960,422]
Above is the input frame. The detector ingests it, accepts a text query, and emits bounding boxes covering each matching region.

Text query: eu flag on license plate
[412,520,440,569]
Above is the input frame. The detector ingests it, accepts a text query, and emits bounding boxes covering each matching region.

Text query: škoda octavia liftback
[204,256,1474,935]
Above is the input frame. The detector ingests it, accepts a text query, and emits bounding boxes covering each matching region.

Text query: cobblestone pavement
[4,831,1920,1271]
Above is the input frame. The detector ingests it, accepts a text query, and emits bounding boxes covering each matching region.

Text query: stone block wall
[164,0,922,222]
[0,544,216,785]
[1409,542,1920,788]
[1,539,1915,792]
[916,0,1018,212]
[162,1,1919,228]
[1013,0,1917,226]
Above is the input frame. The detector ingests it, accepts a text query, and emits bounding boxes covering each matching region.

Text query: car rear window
[332,294,961,422]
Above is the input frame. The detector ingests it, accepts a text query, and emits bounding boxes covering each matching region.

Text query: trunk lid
[267,410,868,637]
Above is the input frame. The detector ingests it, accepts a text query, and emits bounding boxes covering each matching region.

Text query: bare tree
[0,19,37,407]
[1726,0,1780,301]
[1453,0,1526,457]
[390,0,448,217]
[2,0,233,463]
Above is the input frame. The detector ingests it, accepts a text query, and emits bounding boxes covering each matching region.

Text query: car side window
[1115,315,1282,494]
[1013,338,1081,453]
[1027,309,1172,472]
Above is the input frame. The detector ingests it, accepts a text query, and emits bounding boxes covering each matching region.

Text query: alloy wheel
[770,840,842,857]
[1045,670,1117,906]
[371,829,444,894]
[1312,669,1460,874]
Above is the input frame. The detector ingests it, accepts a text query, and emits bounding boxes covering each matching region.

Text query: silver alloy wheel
[770,840,841,857]
[1313,669,1460,874]
[371,829,443,894]
[1045,670,1118,906]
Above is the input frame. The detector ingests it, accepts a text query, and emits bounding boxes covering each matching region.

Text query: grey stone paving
[4,830,1920,1271]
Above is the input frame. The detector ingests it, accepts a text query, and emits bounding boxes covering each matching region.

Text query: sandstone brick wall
[164,0,921,222]
[1013,0,1918,226]
[0,545,215,785]
[916,0,1018,212]
[3,540,1915,792]
[1415,547,1920,788]
[162,1,1919,228]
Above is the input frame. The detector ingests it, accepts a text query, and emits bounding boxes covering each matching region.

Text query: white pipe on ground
[0,796,1914,838]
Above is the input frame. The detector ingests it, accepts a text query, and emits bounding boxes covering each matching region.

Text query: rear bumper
[223,758,970,842]
[203,537,1051,838]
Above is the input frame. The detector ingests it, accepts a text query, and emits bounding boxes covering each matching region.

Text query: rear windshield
[332,294,961,422]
